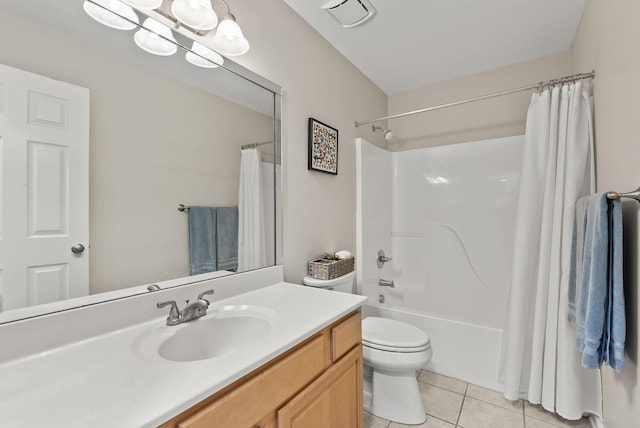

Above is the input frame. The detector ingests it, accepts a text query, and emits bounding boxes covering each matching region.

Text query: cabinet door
[277,345,363,428]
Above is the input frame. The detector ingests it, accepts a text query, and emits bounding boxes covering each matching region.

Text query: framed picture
[308,117,338,175]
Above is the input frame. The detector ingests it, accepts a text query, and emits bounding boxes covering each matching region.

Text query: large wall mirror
[0,0,282,323]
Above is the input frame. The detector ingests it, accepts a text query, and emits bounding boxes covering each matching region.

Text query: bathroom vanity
[0,267,367,427]
[161,310,363,427]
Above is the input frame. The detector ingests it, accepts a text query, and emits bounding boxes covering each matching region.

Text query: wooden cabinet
[330,311,362,362]
[160,310,362,428]
[277,345,363,428]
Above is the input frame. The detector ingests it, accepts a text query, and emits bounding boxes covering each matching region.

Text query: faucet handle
[197,289,215,304]
[377,249,393,268]
[157,300,181,325]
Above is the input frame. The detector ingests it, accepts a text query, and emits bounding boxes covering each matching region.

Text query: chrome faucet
[379,279,395,288]
[157,289,215,326]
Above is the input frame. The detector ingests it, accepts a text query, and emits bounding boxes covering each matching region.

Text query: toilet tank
[302,271,356,294]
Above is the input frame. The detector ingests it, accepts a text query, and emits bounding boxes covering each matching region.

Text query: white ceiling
[283,0,588,95]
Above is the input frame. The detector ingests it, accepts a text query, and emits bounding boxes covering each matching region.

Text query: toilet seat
[363,339,431,353]
[362,317,431,352]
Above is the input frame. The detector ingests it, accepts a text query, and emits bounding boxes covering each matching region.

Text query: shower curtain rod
[354,70,595,127]
[241,141,273,150]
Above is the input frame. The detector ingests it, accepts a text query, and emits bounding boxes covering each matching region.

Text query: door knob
[71,244,85,254]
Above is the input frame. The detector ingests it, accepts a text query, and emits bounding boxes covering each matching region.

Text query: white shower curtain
[238,148,267,271]
[499,82,602,419]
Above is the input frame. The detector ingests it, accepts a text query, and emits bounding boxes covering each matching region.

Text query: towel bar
[178,204,238,212]
[606,186,640,202]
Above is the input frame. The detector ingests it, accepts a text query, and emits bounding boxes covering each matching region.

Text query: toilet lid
[302,271,355,288]
[362,317,430,351]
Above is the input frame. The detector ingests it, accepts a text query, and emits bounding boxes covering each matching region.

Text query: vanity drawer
[331,311,362,362]
[176,334,327,428]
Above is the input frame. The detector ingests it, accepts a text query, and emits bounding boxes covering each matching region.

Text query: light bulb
[83,0,139,30]
[171,0,218,31]
[211,14,249,56]
[186,42,224,68]
[121,0,162,9]
[134,18,177,56]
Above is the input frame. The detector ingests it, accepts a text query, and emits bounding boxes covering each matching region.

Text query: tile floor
[364,370,592,428]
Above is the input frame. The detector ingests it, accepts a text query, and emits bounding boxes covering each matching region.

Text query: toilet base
[369,368,427,425]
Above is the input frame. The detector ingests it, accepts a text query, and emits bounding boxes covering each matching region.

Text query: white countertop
[0,282,366,427]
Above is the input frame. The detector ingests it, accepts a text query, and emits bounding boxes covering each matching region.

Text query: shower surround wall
[357,136,523,389]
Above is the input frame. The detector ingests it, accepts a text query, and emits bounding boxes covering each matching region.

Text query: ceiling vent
[321,0,376,28]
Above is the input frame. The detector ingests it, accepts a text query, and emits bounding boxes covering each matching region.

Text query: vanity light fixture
[211,8,249,56]
[83,0,139,30]
[84,0,248,65]
[134,17,178,56]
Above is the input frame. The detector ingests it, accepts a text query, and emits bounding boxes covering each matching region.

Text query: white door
[0,63,89,311]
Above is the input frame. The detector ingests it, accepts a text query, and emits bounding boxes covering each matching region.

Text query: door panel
[28,264,68,306]
[27,90,69,129]
[28,140,68,236]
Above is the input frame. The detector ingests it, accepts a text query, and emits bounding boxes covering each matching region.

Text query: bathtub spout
[379,279,395,288]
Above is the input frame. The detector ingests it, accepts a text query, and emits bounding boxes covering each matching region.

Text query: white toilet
[302,271,433,425]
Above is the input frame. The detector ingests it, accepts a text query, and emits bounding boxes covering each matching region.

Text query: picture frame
[308,117,338,175]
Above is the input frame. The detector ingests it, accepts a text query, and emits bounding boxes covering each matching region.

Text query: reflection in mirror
[0,1,282,323]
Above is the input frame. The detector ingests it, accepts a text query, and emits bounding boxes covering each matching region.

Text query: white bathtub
[362,301,504,392]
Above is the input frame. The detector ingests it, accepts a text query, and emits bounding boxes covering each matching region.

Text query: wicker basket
[308,257,355,280]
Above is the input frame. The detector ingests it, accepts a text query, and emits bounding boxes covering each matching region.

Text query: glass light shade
[185,42,224,68]
[122,0,162,9]
[211,16,250,56]
[171,0,218,31]
[83,0,139,30]
[134,18,177,56]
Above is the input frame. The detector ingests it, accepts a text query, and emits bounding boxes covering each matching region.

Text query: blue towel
[568,193,625,370]
[606,197,625,370]
[216,207,238,271]
[188,206,217,275]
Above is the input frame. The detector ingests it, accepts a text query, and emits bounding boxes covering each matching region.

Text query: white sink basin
[134,305,281,362]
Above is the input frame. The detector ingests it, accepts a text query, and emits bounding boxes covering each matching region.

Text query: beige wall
[0,9,273,293]
[229,0,388,283]
[572,0,640,426]
[235,0,571,285]
[387,53,571,150]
